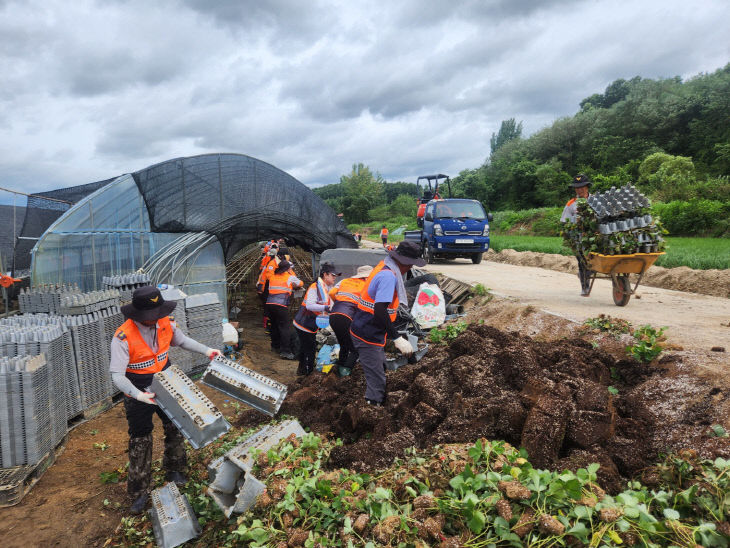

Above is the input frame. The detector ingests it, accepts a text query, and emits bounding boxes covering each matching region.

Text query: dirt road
[425,259,730,353]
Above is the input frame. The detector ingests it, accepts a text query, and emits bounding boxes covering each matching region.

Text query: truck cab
[421,198,491,264]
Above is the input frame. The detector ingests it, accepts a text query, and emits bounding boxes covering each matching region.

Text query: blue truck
[404,174,492,264]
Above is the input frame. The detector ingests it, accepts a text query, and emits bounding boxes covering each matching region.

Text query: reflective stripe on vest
[332,277,365,305]
[266,271,295,307]
[256,261,277,291]
[356,262,398,319]
[330,277,365,320]
[350,261,399,346]
[116,317,173,375]
[293,281,329,333]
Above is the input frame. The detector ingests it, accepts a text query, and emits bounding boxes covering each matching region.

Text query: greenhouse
[26,153,354,303]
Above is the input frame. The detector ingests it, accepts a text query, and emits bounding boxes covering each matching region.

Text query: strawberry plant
[103,423,730,547]
[627,324,667,362]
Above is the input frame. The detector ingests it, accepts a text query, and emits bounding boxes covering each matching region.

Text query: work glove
[136,391,157,405]
[393,336,414,356]
[207,348,222,360]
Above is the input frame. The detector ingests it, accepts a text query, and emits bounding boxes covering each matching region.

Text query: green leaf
[567,521,590,542]
[467,510,486,533]
[608,386,619,395]
[663,508,680,520]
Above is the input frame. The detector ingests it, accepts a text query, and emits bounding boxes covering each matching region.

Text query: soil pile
[485,248,730,298]
[239,324,729,492]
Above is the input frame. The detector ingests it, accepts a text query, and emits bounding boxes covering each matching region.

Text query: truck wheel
[471,252,483,264]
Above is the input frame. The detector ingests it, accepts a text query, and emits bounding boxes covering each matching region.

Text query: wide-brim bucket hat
[121,285,176,322]
[388,240,427,267]
[569,173,592,188]
[354,265,374,278]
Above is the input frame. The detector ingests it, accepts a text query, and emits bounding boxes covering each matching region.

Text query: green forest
[315,64,730,237]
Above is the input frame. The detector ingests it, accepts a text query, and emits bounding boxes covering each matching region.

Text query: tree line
[315,64,730,234]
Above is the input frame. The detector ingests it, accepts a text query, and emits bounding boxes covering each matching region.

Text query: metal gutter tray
[149,482,201,548]
[207,420,305,517]
[202,356,288,416]
[150,366,230,449]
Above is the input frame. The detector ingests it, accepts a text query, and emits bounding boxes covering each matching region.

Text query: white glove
[207,348,222,360]
[136,391,157,405]
[393,336,414,356]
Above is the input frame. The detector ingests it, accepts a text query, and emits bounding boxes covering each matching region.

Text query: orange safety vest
[256,258,278,292]
[330,277,366,320]
[266,271,298,307]
[350,261,399,346]
[380,228,388,238]
[293,281,331,333]
[115,317,174,375]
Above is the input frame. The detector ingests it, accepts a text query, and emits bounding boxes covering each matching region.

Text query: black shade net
[132,153,356,261]
[0,205,25,272]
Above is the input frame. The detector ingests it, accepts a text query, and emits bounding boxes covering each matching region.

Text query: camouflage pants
[125,397,187,499]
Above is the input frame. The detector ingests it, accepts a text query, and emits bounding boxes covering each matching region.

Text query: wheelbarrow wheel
[612,275,631,306]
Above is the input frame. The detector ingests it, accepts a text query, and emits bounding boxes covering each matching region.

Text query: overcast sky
[1,0,729,202]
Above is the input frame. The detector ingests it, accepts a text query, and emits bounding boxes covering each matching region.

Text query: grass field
[490,235,730,270]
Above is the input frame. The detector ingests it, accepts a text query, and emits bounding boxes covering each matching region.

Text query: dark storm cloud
[392,0,584,27]
[179,0,335,47]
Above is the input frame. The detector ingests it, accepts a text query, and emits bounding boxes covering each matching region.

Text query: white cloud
[0,0,728,203]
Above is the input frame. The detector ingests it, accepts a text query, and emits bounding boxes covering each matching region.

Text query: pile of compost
[238,324,729,492]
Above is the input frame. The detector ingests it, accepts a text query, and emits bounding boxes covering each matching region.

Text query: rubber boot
[127,433,153,514]
[163,422,187,486]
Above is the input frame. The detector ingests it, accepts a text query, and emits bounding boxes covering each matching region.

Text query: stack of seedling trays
[58,289,123,410]
[58,289,121,315]
[0,317,71,439]
[63,312,114,410]
[569,184,666,256]
[161,287,195,375]
[17,284,81,314]
[1,314,83,420]
[99,306,124,396]
[184,293,223,376]
[102,272,152,303]
[0,355,63,507]
[0,355,54,468]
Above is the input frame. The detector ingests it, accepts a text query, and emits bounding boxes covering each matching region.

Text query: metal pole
[0,254,8,317]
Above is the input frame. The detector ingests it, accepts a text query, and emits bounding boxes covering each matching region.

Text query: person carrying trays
[109,286,221,514]
[561,173,594,296]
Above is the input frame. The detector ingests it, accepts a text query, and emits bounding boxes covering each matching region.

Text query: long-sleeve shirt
[109,319,209,398]
[560,199,578,223]
[303,280,332,313]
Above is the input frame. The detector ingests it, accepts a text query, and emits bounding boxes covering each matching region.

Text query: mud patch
[238,324,730,492]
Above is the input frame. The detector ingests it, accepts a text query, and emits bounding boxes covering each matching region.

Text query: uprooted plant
[627,324,667,362]
[104,425,730,547]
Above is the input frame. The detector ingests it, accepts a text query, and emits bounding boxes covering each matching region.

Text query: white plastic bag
[222,322,239,344]
[410,282,446,328]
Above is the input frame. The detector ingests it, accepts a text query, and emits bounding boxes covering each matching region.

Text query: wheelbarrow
[585,252,665,306]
